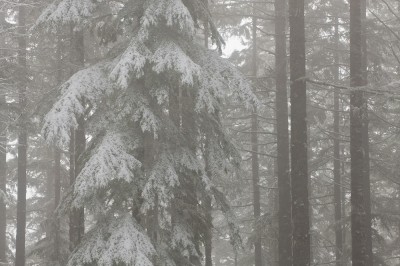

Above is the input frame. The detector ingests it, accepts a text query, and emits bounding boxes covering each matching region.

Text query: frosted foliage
[171,224,199,258]
[42,63,112,147]
[152,40,201,85]
[141,153,179,212]
[36,0,96,27]
[73,132,142,208]
[141,0,194,38]
[192,48,258,112]
[173,148,202,173]
[110,40,151,89]
[68,215,155,266]
[207,139,232,179]
[150,86,169,105]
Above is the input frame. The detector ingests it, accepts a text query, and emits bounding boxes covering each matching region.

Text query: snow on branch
[34,0,96,30]
[152,40,201,86]
[73,132,142,209]
[68,215,155,266]
[41,62,113,148]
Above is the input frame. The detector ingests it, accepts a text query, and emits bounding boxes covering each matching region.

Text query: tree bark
[251,4,262,266]
[15,1,27,265]
[350,0,372,265]
[203,3,213,264]
[0,94,6,265]
[69,26,85,251]
[333,16,343,266]
[0,11,8,266]
[289,0,310,264]
[360,1,373,265]
[274,0,292,265]
[53,35,63,263]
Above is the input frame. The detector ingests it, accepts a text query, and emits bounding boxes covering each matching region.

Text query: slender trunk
[333,16,343,266]
[289,0,310,264]
[251,5,262,266]
[0,12,7,265]
[203,4,213,264]
[15,1,27,265]
[53,148,61,262]
[69,27,85,251]
[350,0,372,265]
[0,94,6,264]
[341,146,347,265]
[361,1,373,264]
[53,35,63,264]
[68,128,76,251]
[45,148,54,240]
[274,0,292,265]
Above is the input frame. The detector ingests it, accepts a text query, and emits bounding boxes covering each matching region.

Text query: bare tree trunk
[53,35,63,264]
[360,1,373,264]
[350,0,372,265]
[0,11,8,265]
[251,4,262,265]
[203,3,213,264]
[333,16,343,266]
[0,94,6,265]
[69,26,85,251]
[53,148,61,263]
[15,1,27,265]
[274,0,292,265]
[289,0,310,264]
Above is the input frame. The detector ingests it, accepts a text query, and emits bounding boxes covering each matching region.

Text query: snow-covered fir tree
[37,0,257,265]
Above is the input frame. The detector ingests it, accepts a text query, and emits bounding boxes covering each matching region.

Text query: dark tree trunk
[15,1,27,265]
[360,1,373,264]
[251,5,262,266]
[203,3,213,264]
[0,12,8,265]
[69,27,85,251]
[53,35,63,263]
[289,0,310,264]
[350,0,372,265]
[333,16,343,266]
[274,0,292,265]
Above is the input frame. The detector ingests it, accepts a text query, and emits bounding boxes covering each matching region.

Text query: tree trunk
[360,1,373,264]
[0,11,8,266]
[251,4,262,266]
[289,0,310,264]
[15,1,27,265]
[274,0,292,265]
[350,0,372,265]
[203,3,213,264]
[333,16,343,266]
[0,94,6,265]
[69,26,85,251]
[53,35,63,264]
[53,148,61,263]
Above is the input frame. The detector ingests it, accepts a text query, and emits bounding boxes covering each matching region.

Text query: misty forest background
[1,0,400,265]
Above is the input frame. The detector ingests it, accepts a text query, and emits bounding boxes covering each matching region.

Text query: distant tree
[274,0,292,265]
[349,0,373,265]
[251,2,262,266]
[289,0,310,265]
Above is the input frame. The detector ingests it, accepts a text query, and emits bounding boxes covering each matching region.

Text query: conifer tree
[37,0,255,265]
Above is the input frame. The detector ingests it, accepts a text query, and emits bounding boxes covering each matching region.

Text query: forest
[0,0,400,265]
